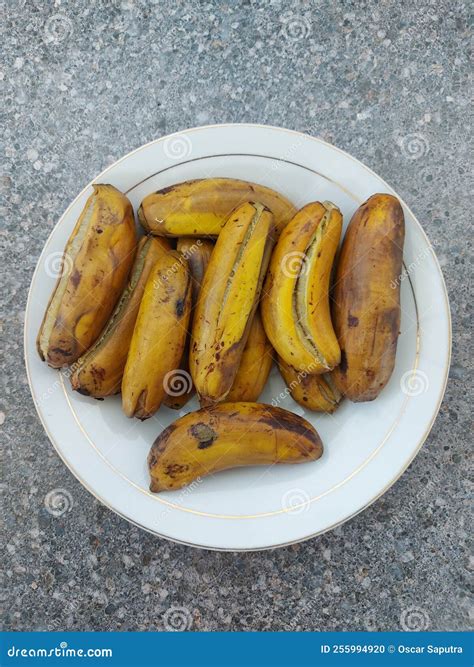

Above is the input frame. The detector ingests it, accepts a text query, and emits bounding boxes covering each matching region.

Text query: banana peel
[70,236,170,397]
[176,237,214,304]
[190,202,275,406]
[37,184,137,368]
[138,178,295,238]
[163,238,214,409]
[148,402,323,491]
[278,358,342,413]
[332,194,405,401]
[261,201,342,373]
[227,310,274,402]
[122,250,191,419]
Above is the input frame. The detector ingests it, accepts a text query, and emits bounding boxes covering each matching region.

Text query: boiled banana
[278,358,342,413]
[163,238,214,409]
[138,178,295,237]
[176,237,214,305]
[37,184,137,368]
[227,310,274,402]
[122,250,191,419]
[190,202,275,406]
[332,194,405,401]
[70,236,170,397]
[148,402,323,491]
[261,201,342,373]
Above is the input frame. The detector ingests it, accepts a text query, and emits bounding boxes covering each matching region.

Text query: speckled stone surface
[2,0,471,632]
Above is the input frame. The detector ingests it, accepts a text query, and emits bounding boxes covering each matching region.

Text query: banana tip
[150,480,163,493]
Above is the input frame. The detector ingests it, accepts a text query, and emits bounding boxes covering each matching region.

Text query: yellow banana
[138,178,295,237]
[332,194,405,401]
[122,250,191,419]
[37,184,137,368]
[278,358,342,413]
[227,310,274,402]
[190,202,275,406]
[163,238,214,409]
[148,402,323,491]
[70,236,170,397]
[261,201,342,373]
[176,237,214,305]
[161,345,194,410]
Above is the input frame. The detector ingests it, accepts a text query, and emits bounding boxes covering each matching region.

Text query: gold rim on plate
[24,124,451,550]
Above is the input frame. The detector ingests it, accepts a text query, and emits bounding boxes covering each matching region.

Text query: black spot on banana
[148,402,323,491]
[189,202,275,406]
[37,185,137,368]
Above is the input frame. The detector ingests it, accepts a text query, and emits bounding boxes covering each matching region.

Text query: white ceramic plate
[24,124,451,551]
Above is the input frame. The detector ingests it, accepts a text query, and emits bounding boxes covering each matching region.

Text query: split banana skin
[189,200,275,406]
[38,178,404,491]
[162,237,214,410]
